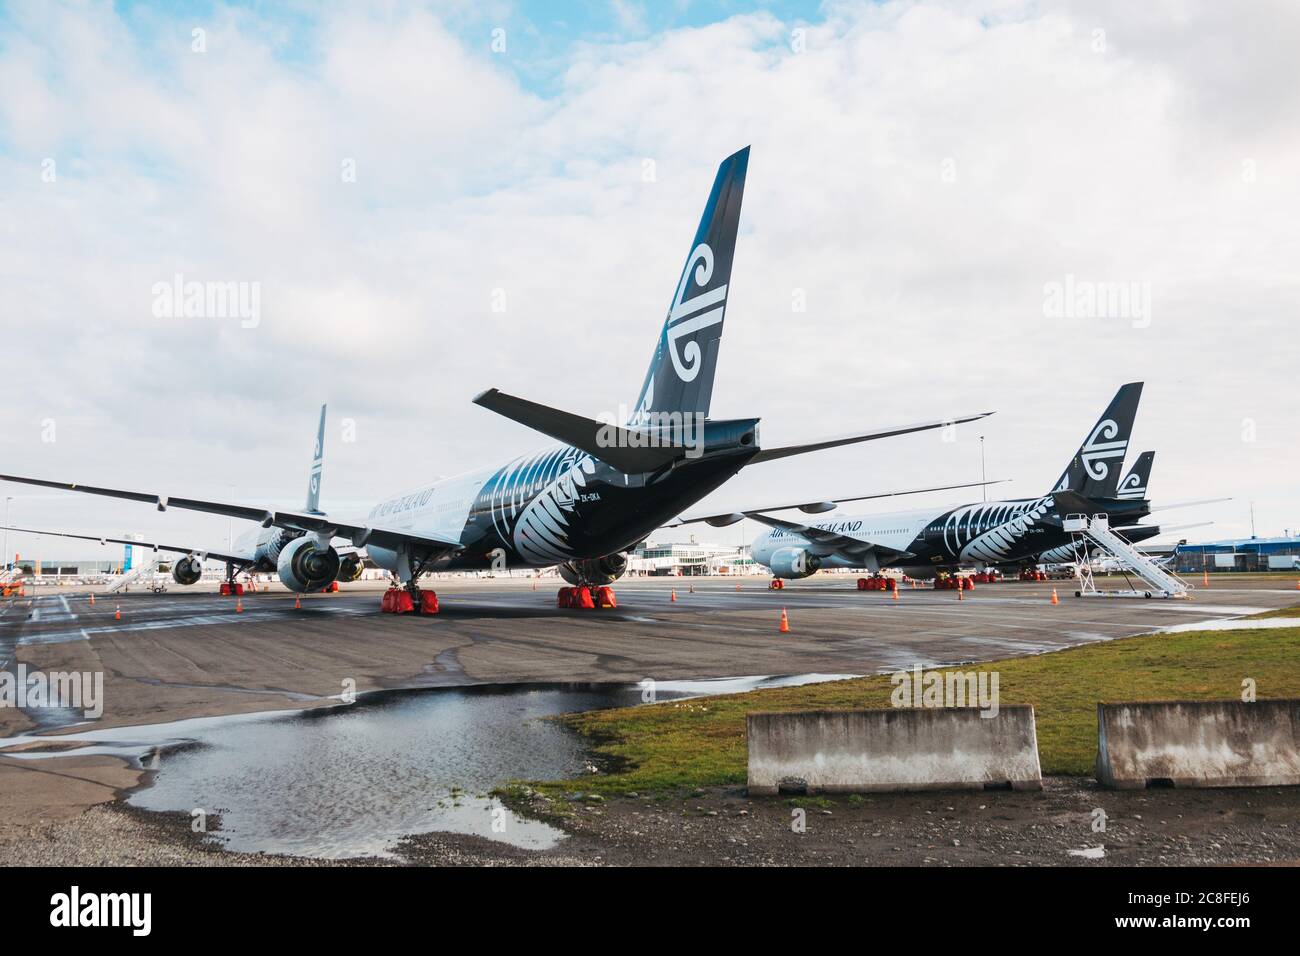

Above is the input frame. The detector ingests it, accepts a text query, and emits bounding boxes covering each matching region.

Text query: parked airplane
[1033,451,1156,565]
[1032,452,1220,567]
[1,405,366,589]
[678,383,1146,581]
[0,148,991,612]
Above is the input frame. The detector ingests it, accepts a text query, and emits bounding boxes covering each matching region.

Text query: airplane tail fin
[1050,382,1143,498]
[1116,450,1154,500]
[629,147,749,427]
[304,404,326,514]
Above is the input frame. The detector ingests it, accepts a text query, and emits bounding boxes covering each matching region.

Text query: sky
[1,0,1298,563]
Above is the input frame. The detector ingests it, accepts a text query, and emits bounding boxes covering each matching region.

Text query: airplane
[1032,452,1220,567]
[0,147,992,613]
[1033,451,1155,565]
[1,405,366,590]
[676,382,1148,583]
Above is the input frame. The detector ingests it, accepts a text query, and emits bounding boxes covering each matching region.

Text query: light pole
[2,496,12,573]
[980,436,987,502]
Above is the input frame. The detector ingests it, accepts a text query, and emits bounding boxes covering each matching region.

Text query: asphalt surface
[2,574,1294,736]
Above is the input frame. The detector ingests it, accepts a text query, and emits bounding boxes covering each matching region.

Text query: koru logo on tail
[1117,472,1146,499]
[1080,419,1127,481]
[666,243,726,382]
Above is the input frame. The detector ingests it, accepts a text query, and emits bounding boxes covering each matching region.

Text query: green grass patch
[1248,605,1300,619]
[533,618,1300,795]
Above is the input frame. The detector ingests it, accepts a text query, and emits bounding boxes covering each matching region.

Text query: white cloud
[1,0,1297,554]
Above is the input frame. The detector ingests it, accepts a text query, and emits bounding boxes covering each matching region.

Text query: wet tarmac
[2,575,1295,860]
[4,675,850,859]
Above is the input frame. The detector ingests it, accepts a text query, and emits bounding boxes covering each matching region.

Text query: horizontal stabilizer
[748,411,993,465]
[473,388,684,473]
[669,478,1011,527]
[1148,497,1231,513]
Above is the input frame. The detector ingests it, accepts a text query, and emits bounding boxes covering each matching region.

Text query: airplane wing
[0,525,253,566]
[668,478,1009,527]
[0,474,465,557]
[746,411,994,464]
[746,513,914,562]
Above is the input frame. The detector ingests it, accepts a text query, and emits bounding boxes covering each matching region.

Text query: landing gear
[556,585,617,609]
[381,553,439,615]
[856,575,892,591]
[219,562,246,597]
[769,579,786,590]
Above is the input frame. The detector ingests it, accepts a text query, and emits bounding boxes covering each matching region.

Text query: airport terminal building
[1175,536,1300,573]
[629,540,759,576]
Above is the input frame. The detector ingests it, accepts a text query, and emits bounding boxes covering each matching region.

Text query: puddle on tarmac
[1,674,854,860]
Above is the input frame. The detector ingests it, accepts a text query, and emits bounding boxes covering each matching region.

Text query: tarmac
[2,573,1296,865]
[3,574,1295,738]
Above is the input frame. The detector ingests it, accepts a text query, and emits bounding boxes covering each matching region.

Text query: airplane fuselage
[362,440,756,575]
[752,494,1152,577]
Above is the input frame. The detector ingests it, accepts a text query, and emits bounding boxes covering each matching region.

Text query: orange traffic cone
[1295,579,1300,591]
[735,583,741,591]
[779,607,790,633]
[1203,569,1209,587]
[114,605,121,621]
[892,581,899,601]
[1051,588,1059,605]
[235,597,243,613]
[957,583,964,601]
[294,594,302,610]
[89,592,95,606]
[670,589,677,602]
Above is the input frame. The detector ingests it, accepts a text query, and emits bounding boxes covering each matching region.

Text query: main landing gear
[557,585,617,609]
[219,562,248,596]
[381,555,439,615]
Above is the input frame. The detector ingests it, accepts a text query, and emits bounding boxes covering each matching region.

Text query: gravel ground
[7,777,1296,867]
[476,777,1300,867]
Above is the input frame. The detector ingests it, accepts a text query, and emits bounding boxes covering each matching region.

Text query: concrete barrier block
[1096,699,1300,789]
[746,706,1042,795]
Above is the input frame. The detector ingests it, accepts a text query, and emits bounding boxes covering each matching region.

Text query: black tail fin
[629,147,749,426]
[304,404,326,514]
[1116,450,1154,500]
[1050,382,1143,498]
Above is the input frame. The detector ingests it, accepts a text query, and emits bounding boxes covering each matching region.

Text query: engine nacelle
[172,555,203,586]
[276,537,341,593]
[254,528,297,568]
[337,553,364,583]
[769,547,820,579]
[558,553,628,586]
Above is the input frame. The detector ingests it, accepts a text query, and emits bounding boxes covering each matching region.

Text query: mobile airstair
[106,559,161,594]
[0,567,24,597]
[1064,513,1192,599]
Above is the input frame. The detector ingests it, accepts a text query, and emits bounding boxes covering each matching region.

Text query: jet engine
[768,547,820,579]
[337,553,364,583]
[558,553,628,586]
[171,555,203,586]
[276,537,341,593]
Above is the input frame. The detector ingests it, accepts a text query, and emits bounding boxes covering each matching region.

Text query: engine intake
[277,537,341,593]
[172,555,203,586]
[769,547,820,579]
[558,553,628,586]
[337,553,364,583]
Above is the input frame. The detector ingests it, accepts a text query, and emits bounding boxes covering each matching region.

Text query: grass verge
[530,616,1300,796]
